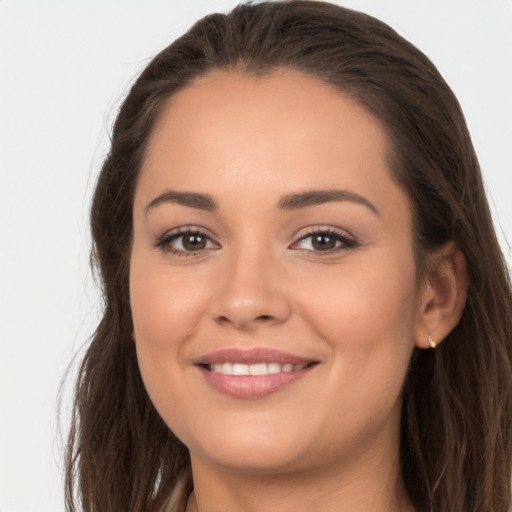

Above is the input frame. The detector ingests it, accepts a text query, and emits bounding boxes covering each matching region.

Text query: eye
[155,228,219,256]
[292,228,358,254]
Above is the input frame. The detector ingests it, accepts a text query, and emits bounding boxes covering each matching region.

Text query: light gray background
[1,1,511,510]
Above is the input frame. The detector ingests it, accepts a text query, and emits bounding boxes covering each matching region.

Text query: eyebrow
[145,190,217,213]
[144,188,380,216]
[278,189,380,216]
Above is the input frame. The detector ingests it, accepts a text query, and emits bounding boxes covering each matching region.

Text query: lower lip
[198,365,315,399]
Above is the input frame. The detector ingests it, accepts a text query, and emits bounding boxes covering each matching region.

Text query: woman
[65,2,512,511]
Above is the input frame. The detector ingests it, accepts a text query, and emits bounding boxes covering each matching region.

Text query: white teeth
[249,363,267,376]
[222,362,233,374]
[267,363,281,374]
[209,362,308,375]
[232,363,249,376]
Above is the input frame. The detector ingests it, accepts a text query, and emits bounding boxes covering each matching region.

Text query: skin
[130,70,467,512]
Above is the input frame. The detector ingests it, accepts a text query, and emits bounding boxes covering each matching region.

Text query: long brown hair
[65,2,512,511]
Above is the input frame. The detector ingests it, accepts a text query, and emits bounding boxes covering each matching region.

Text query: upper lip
[194,348,319,366]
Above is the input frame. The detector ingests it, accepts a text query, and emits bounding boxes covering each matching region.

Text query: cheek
[305,243,419,342]
[298,249,419,405]
[292,252,419,449]
[130,256,208,349]
[129,253,206,418]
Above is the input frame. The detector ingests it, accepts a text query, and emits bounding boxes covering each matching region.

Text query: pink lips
[195,348,318,399]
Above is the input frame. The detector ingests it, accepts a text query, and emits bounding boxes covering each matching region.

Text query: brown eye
[311,234,337,251]
[293,229,358,254]
[182,233,207,251]
[155,229,219,256]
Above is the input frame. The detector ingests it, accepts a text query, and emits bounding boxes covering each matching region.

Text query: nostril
[255,315,275,322]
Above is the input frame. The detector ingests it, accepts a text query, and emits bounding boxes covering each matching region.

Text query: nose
[210,247,292,330]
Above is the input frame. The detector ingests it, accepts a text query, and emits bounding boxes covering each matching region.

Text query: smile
[194,348,319,399]
[207,362,309,375]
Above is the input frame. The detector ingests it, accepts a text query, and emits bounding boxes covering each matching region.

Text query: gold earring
[428,335,437,349]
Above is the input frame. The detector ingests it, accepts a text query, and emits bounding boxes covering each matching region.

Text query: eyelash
[154,226,359,257]
[291,227,359,255]
[154,227,219,257]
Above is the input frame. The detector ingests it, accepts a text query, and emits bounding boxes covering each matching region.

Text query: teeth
[209,362,308,375]
[222,362,233,374]
[232,363,249,376]
[249,363,267,376]
[267,363,281,374]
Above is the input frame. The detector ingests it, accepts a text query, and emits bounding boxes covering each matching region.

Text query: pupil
[312,234,336,251]
[183,234,206,251]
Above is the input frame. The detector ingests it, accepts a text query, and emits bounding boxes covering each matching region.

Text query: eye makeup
[153,224,360,258]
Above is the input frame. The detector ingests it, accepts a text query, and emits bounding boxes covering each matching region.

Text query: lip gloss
[194,348,318,399]
[198,365,314,399]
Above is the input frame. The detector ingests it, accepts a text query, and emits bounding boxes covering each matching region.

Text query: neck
[185,442,415,512]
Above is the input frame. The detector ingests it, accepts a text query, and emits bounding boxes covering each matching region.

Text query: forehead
[136,69,407,220]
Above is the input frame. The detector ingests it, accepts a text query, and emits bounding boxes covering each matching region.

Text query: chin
[181,415,318,474]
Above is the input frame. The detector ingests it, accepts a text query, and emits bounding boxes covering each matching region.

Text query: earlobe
[415,242,469,349]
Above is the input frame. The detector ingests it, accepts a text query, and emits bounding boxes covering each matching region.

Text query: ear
[414,241,469,349]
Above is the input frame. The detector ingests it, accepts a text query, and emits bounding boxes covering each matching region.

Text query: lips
[194,348,319,399]
[195,347,315,365]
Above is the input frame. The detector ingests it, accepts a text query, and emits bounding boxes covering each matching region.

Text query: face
[130,70,423,475]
